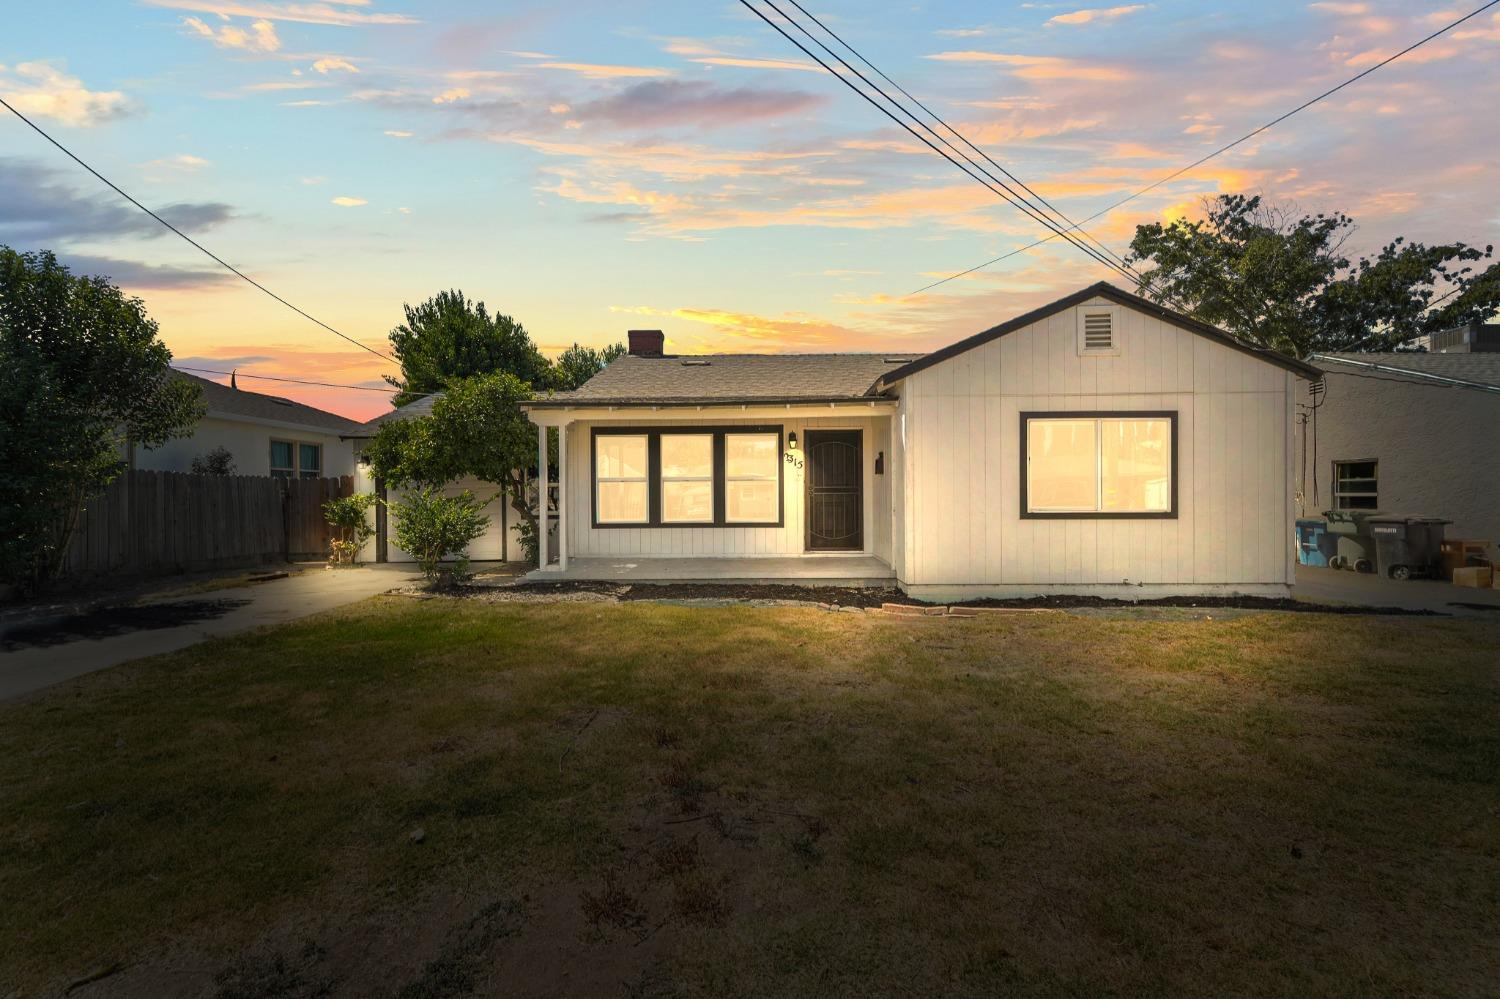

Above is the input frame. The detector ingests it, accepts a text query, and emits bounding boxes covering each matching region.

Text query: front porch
[523,554,896,587]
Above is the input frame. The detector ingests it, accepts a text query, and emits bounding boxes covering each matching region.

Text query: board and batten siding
[896,297,1297,599]
[562,415,892,562]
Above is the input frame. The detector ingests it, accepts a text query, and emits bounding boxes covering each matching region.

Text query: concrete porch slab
[523,555,896,587]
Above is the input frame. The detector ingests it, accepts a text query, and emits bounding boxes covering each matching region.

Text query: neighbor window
[591,427,782,528]
[595,434,649,524]
[660,434,714,523]
[271,440,321,479]
[724,432,780,524]
[1023,413,1175,517]
[1333,460,1378,510]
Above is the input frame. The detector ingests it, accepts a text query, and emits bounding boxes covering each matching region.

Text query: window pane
[660,434,712,478]
[598,481,648,523]
[270,441,293,470]
[299,443,321,475]
[725,433,778,479]
[662,481,713,523]
[1100,419,1171,512]
[727,480,777,523]
[597,435,648,479]
[1027,420,1098,512]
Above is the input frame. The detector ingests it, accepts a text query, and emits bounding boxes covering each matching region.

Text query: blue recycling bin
[1295,519,1330,567]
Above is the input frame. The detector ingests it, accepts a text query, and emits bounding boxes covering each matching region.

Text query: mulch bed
[506,581,1440,616]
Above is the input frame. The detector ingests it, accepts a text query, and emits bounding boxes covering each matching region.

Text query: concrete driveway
[1295,564,1500,616]
[0,565,421,701]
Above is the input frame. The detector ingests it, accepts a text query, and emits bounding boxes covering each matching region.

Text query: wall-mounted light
[788,431,798,450]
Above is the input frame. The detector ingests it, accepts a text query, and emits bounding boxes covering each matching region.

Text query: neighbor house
[522,282,1321,601]
[133,372,360,479]
[1299,352,1500,546]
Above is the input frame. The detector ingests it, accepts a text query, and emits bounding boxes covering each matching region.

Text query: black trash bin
[1322,510,1381,572]
[1368,516,1451,581]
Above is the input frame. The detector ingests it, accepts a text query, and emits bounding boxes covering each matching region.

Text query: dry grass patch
[0,600,1497,997]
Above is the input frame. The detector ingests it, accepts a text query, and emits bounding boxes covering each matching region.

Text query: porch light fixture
[788,432,798,450]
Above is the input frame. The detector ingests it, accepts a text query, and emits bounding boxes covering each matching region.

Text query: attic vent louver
[1077,306,1119,356]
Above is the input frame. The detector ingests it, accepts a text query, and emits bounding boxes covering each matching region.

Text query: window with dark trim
[591,426,784,528]
[1021,411,1178,519]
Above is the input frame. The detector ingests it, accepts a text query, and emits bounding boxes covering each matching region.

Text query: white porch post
[537,423,549,570]
[557,420,569,571]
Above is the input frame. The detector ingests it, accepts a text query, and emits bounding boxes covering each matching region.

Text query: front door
[805,430,863,551]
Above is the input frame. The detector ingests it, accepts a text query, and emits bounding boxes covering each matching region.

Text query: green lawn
[2,597,1498,997]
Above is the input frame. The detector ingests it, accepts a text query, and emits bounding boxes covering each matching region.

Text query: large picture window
[591,426,783,528]
[1022,412,1176,518]
[595,434,649,524]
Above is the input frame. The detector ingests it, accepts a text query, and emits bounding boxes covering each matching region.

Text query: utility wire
[913,0,1500,296]
[780,0,1133,275]
[0,96,398,365]
[739,0,1142,285]
[173,365,401,393]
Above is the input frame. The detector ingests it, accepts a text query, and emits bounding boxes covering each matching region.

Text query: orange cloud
[536,61,672,79]
[1046,5,1148,27]
[925,51,1133,81]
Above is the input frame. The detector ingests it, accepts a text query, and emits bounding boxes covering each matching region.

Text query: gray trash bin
[1368,516,1451,581]
[1322,510,1382,572]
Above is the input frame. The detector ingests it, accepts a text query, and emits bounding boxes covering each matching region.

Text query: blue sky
[4,1,1497,418]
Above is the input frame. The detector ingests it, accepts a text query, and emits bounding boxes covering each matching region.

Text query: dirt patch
[0,598,251,650]
[498,581,1440,616]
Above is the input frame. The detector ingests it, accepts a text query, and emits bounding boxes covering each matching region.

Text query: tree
[390,487,488,583]
[385,290,550,406]
[1127,194,1500,357]
[0,248,202,594]
[323,492,377,565]
[362,372,545,556]
[552,341,626,391]
[190,445,236,475]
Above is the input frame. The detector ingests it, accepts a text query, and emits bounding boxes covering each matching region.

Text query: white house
[522,282,1321,601]
[1298,352,1500,546]
[134,373,360,479]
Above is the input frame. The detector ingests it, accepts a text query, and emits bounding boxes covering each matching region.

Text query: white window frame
[1076,304,1121,357]
[659,433,715,525]
[1022,412,1176,519]
[594,433,650,525]
[1332,459,1379,511]
[723,431,781,525]
[271,439,322,479]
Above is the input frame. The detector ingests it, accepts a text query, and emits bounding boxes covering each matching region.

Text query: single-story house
[133,372,360,479]
[1298,352,1500,546]
[522,281,1322,601]
[344,394,533,564]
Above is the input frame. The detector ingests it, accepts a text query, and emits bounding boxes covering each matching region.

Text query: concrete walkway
[1295,564,1500,616]
[0,565,421,701]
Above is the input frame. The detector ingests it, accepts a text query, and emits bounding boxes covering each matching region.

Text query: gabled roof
[1314,352,1500,393]
[181,372,361,434]
[876,281,1323,387]
[523,353,921,409]
[343,391,441,438]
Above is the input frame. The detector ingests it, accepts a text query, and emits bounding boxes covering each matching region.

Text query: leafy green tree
[385,290,550,406]
[390,487,488,583]
[1127,194,1500,357]
[552,341,626,391]
[0,247,202,594]
[323,492,377,565]
[362,372,545,554]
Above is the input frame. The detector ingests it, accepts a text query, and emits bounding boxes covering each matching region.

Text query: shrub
[323,493,377,565]
[190,446,235,475]
[391,488,488,583]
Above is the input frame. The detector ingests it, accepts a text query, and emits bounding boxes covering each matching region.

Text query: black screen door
[805,430,863,551]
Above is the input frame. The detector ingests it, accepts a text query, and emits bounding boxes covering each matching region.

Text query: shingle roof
[182,372,361,433]
[524,353,922,409]
[344,391,441,437]
[1315,352,1500,391]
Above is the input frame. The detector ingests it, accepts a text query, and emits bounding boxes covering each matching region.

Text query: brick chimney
[627,329,665,357]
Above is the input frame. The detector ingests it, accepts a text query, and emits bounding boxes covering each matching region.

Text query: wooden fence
[60,470,354,582]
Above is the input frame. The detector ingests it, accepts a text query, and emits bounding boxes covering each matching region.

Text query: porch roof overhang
[522,396,899,426]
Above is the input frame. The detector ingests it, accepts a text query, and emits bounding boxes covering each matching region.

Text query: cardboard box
[1452,566,1493,589]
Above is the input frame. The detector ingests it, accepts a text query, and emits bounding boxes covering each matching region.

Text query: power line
[912,0,1500,296]
[739,0,1143,287]
[780,0,1132,276]
[173,365,400,393]
[0,96,398,365]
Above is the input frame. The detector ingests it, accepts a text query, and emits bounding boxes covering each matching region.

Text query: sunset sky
[4,1,1497,420]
